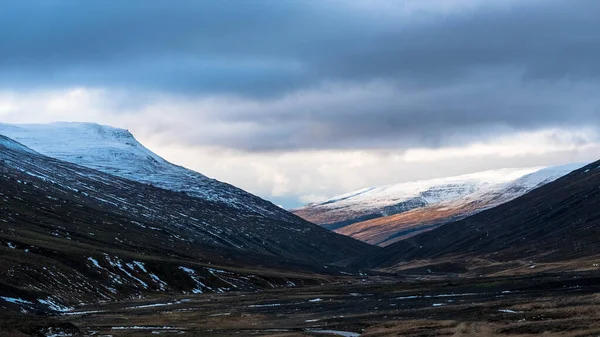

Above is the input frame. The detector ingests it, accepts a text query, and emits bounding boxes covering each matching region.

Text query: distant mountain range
[294,164,585,246]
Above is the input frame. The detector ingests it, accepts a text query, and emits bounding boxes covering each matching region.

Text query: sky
[1,0,600,208]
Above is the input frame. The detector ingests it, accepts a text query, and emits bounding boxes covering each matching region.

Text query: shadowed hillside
[358,160,600,271]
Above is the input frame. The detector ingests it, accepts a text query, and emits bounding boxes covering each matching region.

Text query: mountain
[0,122,295,222]
[358,160,600,272]
[294,168,548,229]
[0,134,373,312]
[0,131,371,263]
[294,164,584,246]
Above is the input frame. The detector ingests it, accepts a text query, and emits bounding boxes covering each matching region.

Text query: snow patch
[499,309,523,313]
[37,297,73,312]
[307,329,361,337]
[0,296,33,305]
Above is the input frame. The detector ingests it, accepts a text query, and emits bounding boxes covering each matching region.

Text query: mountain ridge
[356,159,600,272]
[0,131,371,263]
[0,122,297,223]
[0,132,374,312]
[294,163,585,246]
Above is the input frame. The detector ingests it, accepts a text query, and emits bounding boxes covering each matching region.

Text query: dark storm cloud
[2,0,600,150]
[179,77,600,151]
[2,0,599,92]
[0,0,318,95]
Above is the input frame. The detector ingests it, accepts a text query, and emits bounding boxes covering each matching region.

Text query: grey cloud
[2,0,600,93]
[162,76,600,152]
[2,0,600,151]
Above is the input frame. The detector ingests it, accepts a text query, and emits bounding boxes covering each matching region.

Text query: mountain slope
[358,160,600,270]
[334,164,584,246]
[294,168,548,230]
[0,134,374,311]
[0,122,295,222]
[0,133,371,264]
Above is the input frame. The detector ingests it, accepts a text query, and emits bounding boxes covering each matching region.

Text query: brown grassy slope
[334,205,458,246]
[292,206,378,230]
[334,198,499,246]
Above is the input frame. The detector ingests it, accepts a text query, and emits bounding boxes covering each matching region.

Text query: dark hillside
[0,135,374,311]
[360,160,600,269]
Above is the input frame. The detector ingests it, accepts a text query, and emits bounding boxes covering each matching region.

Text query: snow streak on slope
[0,122,294,222]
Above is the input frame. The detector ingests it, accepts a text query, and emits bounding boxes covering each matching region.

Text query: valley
[6,268,600,336]
[3,2,599,336]
[1,124,600,337]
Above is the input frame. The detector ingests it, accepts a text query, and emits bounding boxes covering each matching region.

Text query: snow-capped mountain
[0,122,294,222]
[450,164,586,210]
[0,133,373,311]
[294,164,585,245]
[0,133,369,261]
[357,160,600,269]
[294,168,543,228]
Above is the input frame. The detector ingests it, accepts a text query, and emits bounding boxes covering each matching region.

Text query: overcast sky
[1,0,600,208]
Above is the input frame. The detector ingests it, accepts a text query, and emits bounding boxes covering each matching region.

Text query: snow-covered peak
[0,122,295,222]
[0,122,171,172]
[294,163,586,230]
[308,167,545,211]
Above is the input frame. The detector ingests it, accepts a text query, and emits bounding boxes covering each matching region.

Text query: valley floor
[12,271,600,337]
